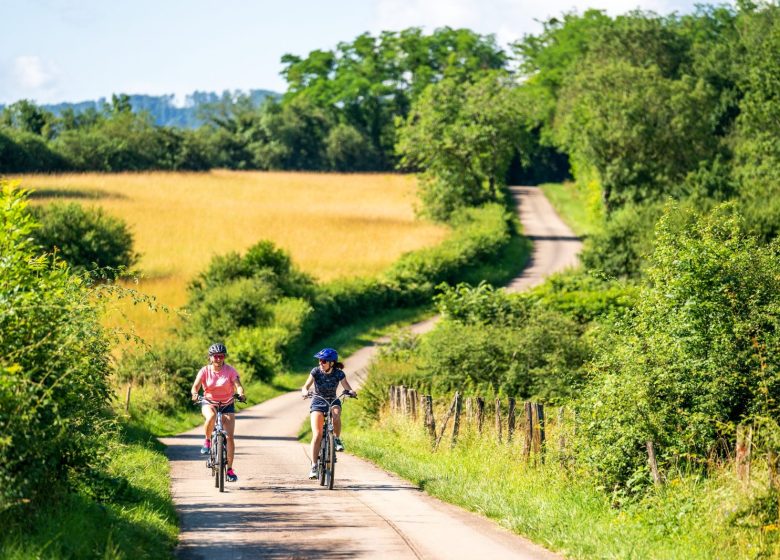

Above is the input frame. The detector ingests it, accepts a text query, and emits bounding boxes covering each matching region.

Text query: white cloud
[13,55,59,91]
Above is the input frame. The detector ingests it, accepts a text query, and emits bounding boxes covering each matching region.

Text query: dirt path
[161,186,580,559]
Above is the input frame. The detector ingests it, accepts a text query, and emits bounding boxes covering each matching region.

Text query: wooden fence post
[400,386,408,416]
[125,384,132,413]
[476,397,485,434]
[557,406,566,454]
[523,401,533,459]
[451,392,462,448]
[736,424,753,484]
[535,403,546,459]
[434,394,458,450]
[424,395,436,444]
[769,451,780,491]
[389,386,395,412]
[507,398,516,443]
[409,389,418,420]
[494,398,503,443]
[647,441,662,485]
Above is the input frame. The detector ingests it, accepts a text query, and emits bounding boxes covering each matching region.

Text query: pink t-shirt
[198,364,239,402]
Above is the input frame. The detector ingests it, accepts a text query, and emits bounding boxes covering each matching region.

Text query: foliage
[555,60,718,212]
[281,27,507,169]
[397,72,525,220]
[0,181,116,507]
[577,204,780,490]
[29,201,138,275]
[733,3,780,241]
[580,202,664,279]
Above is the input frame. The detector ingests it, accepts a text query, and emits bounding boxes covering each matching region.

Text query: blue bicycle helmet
[314,347,338,362]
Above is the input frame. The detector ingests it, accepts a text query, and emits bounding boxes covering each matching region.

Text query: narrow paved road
[161,186,581,559]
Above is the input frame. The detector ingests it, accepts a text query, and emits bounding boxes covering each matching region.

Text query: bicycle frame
[197,396,235,493]
[308,391,352,490]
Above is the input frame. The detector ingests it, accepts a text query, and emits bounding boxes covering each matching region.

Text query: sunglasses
[318,359,330,364]
[212,354,226,359]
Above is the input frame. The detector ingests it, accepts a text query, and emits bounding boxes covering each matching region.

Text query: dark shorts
[310,397,340,415]
[204,402,235,414]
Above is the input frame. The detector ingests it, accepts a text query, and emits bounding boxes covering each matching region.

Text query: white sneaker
[334,437,344,452]
[308,464,318,479]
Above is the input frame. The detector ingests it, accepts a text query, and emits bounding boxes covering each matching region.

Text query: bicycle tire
[217,435,226,492]
[211,435,217,479]
[326,431,336,490]
[318,435,327,486]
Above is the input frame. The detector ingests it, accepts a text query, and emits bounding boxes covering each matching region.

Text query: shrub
[580,202,663,278]
[186,277,277,341]
[227,326,286,383]
[577,204,780,491]
[115,337,204,412]
[0,182,115,506]
[30,202,138,275]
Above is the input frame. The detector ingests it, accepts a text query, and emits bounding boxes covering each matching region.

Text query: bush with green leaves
[580,202,664,279]
[188,239,316,303]
[186,277,277,341]
[115,337,205,412]
[30,202,138,275]
[577,204,780,491]
[526,270,639,324]
[0,182,116,507]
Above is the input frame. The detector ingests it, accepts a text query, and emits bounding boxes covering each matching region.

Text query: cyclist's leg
[202,405,216,441]
[310,411,325,464]
[223,412,236,468]
[331,405,342,437]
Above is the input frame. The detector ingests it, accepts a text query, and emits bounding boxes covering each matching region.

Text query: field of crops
[14,171,447,340]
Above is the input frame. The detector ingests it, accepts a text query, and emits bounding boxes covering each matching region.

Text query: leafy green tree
[0,99,56,138]
[397,72,526,220]
[281,27,507,169]
[555,60,717,212]
[733,2,780,240]
[252,97,333,170]
[325,123,380,171]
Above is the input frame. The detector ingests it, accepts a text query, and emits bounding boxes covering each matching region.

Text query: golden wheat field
[13,170,448,341]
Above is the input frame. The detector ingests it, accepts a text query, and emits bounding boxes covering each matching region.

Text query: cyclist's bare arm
[191,370,205,401]
[234,376,246,400]
[340,377,357,397]
[301,374,314,397]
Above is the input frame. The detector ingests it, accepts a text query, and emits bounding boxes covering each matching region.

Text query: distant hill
[0,89,279,129]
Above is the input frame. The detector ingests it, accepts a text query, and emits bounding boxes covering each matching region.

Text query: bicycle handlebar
[193,394,245,407]
[304,391,356,404]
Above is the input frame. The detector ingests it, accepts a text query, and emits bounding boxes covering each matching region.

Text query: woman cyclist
[191,342,245,483]
[301,347,356,479]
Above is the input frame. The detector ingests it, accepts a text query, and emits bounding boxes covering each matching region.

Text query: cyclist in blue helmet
[301,348,357,479]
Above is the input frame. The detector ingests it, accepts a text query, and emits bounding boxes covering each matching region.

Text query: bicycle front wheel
[217,435,226,492]
[318,437,327,486]
[325,432,336,490]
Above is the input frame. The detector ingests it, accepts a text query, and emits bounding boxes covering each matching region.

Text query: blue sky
[0,0,719,105]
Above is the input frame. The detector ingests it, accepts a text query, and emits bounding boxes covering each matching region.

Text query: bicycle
[194,394,244,492]
[306,391,355,490]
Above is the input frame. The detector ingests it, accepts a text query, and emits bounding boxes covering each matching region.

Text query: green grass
[540,182,601,238]
[0,422,177,560]
[344,412,780,559]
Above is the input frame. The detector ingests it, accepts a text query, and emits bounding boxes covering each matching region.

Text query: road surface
[161,185,581,559]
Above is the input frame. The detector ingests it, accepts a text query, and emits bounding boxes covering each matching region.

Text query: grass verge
[539,182,600,238]
[344,412,780,559]
[0,422,177,559]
